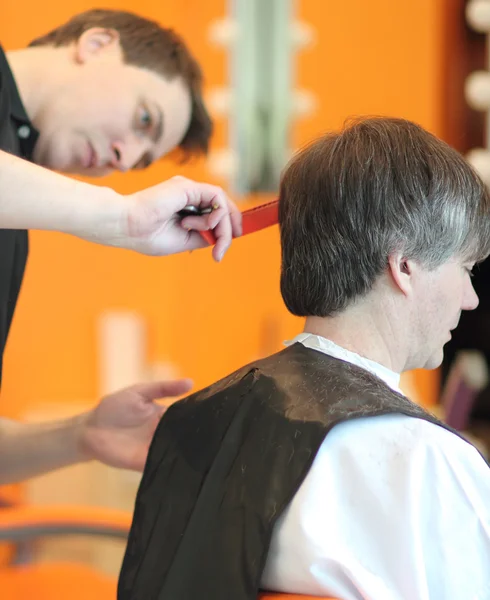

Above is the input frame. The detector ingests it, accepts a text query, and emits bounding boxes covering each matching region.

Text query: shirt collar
[0,46,28,120]
[285,333,402,393]
[0,45,39,156]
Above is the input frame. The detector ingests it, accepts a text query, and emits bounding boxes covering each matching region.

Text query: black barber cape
[118,342,477,600]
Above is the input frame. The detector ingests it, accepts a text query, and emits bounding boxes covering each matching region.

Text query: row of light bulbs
[465,1,490,183]
[205,15,316,186]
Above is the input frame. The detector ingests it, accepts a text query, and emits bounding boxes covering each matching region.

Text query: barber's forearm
[0,415,90,485]
[0,150,124,241]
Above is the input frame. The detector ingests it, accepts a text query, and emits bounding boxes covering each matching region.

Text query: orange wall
[0,0,453,418]
[295,0,447,146]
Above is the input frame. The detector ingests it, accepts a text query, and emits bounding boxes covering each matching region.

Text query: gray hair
[279,116,490,317]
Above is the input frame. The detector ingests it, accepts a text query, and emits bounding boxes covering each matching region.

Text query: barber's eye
[138,106,152,129]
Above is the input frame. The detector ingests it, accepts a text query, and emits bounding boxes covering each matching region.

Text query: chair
[440,350,488,431]
[0,503,131,599]
[0,503,336,599]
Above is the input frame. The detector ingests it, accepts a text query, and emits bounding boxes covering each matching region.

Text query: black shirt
[0,46,38,386]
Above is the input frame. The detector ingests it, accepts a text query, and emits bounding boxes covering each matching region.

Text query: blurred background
[0,0,487,592]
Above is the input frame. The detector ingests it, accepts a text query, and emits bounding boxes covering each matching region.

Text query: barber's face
[31,29,192,176]
[413,258,479,370]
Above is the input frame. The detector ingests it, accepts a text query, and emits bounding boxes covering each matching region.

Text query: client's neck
[303,302,405,374]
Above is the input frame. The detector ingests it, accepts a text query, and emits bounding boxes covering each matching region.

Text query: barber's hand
[79,379,193,471]
[123,176,242,262]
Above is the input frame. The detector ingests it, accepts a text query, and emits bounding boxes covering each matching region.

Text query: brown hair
[29,9,212,160]
[279,116,490,317]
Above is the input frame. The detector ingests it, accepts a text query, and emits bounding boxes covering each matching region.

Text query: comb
[199,199,279,245]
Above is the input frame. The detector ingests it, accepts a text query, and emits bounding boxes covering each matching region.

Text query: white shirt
[260,334,490,600]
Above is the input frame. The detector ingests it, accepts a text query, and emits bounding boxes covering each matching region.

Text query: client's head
[279,116,490,371]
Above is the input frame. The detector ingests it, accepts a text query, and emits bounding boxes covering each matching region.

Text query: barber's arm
[0,150,242,261]
[0,378,192,485]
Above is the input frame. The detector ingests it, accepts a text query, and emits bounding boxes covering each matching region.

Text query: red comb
[200,199,279,245]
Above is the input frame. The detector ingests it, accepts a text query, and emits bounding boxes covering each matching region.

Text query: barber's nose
[110,139,147,172]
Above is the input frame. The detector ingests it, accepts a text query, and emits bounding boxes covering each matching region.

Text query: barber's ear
[75,28,121,63]
[388,253,414,296]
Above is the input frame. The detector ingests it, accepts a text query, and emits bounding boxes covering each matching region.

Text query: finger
[226,198,243,238]
[180,208,229,232]
[181,181,230,212]
[177,181,239,256]
[211,205,233,261]
[181,209,231,261]
[152,178,230,219]
[132,378,194,401]
[179,215,214,232]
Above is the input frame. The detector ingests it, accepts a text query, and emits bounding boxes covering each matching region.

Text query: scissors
[177,205,214,218]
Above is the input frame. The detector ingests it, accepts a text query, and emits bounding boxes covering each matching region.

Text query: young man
[0,10,241,485]
[1,8,240,260]
[119,117,490,600]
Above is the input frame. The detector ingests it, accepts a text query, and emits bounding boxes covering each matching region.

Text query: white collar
[285,333,402,393]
